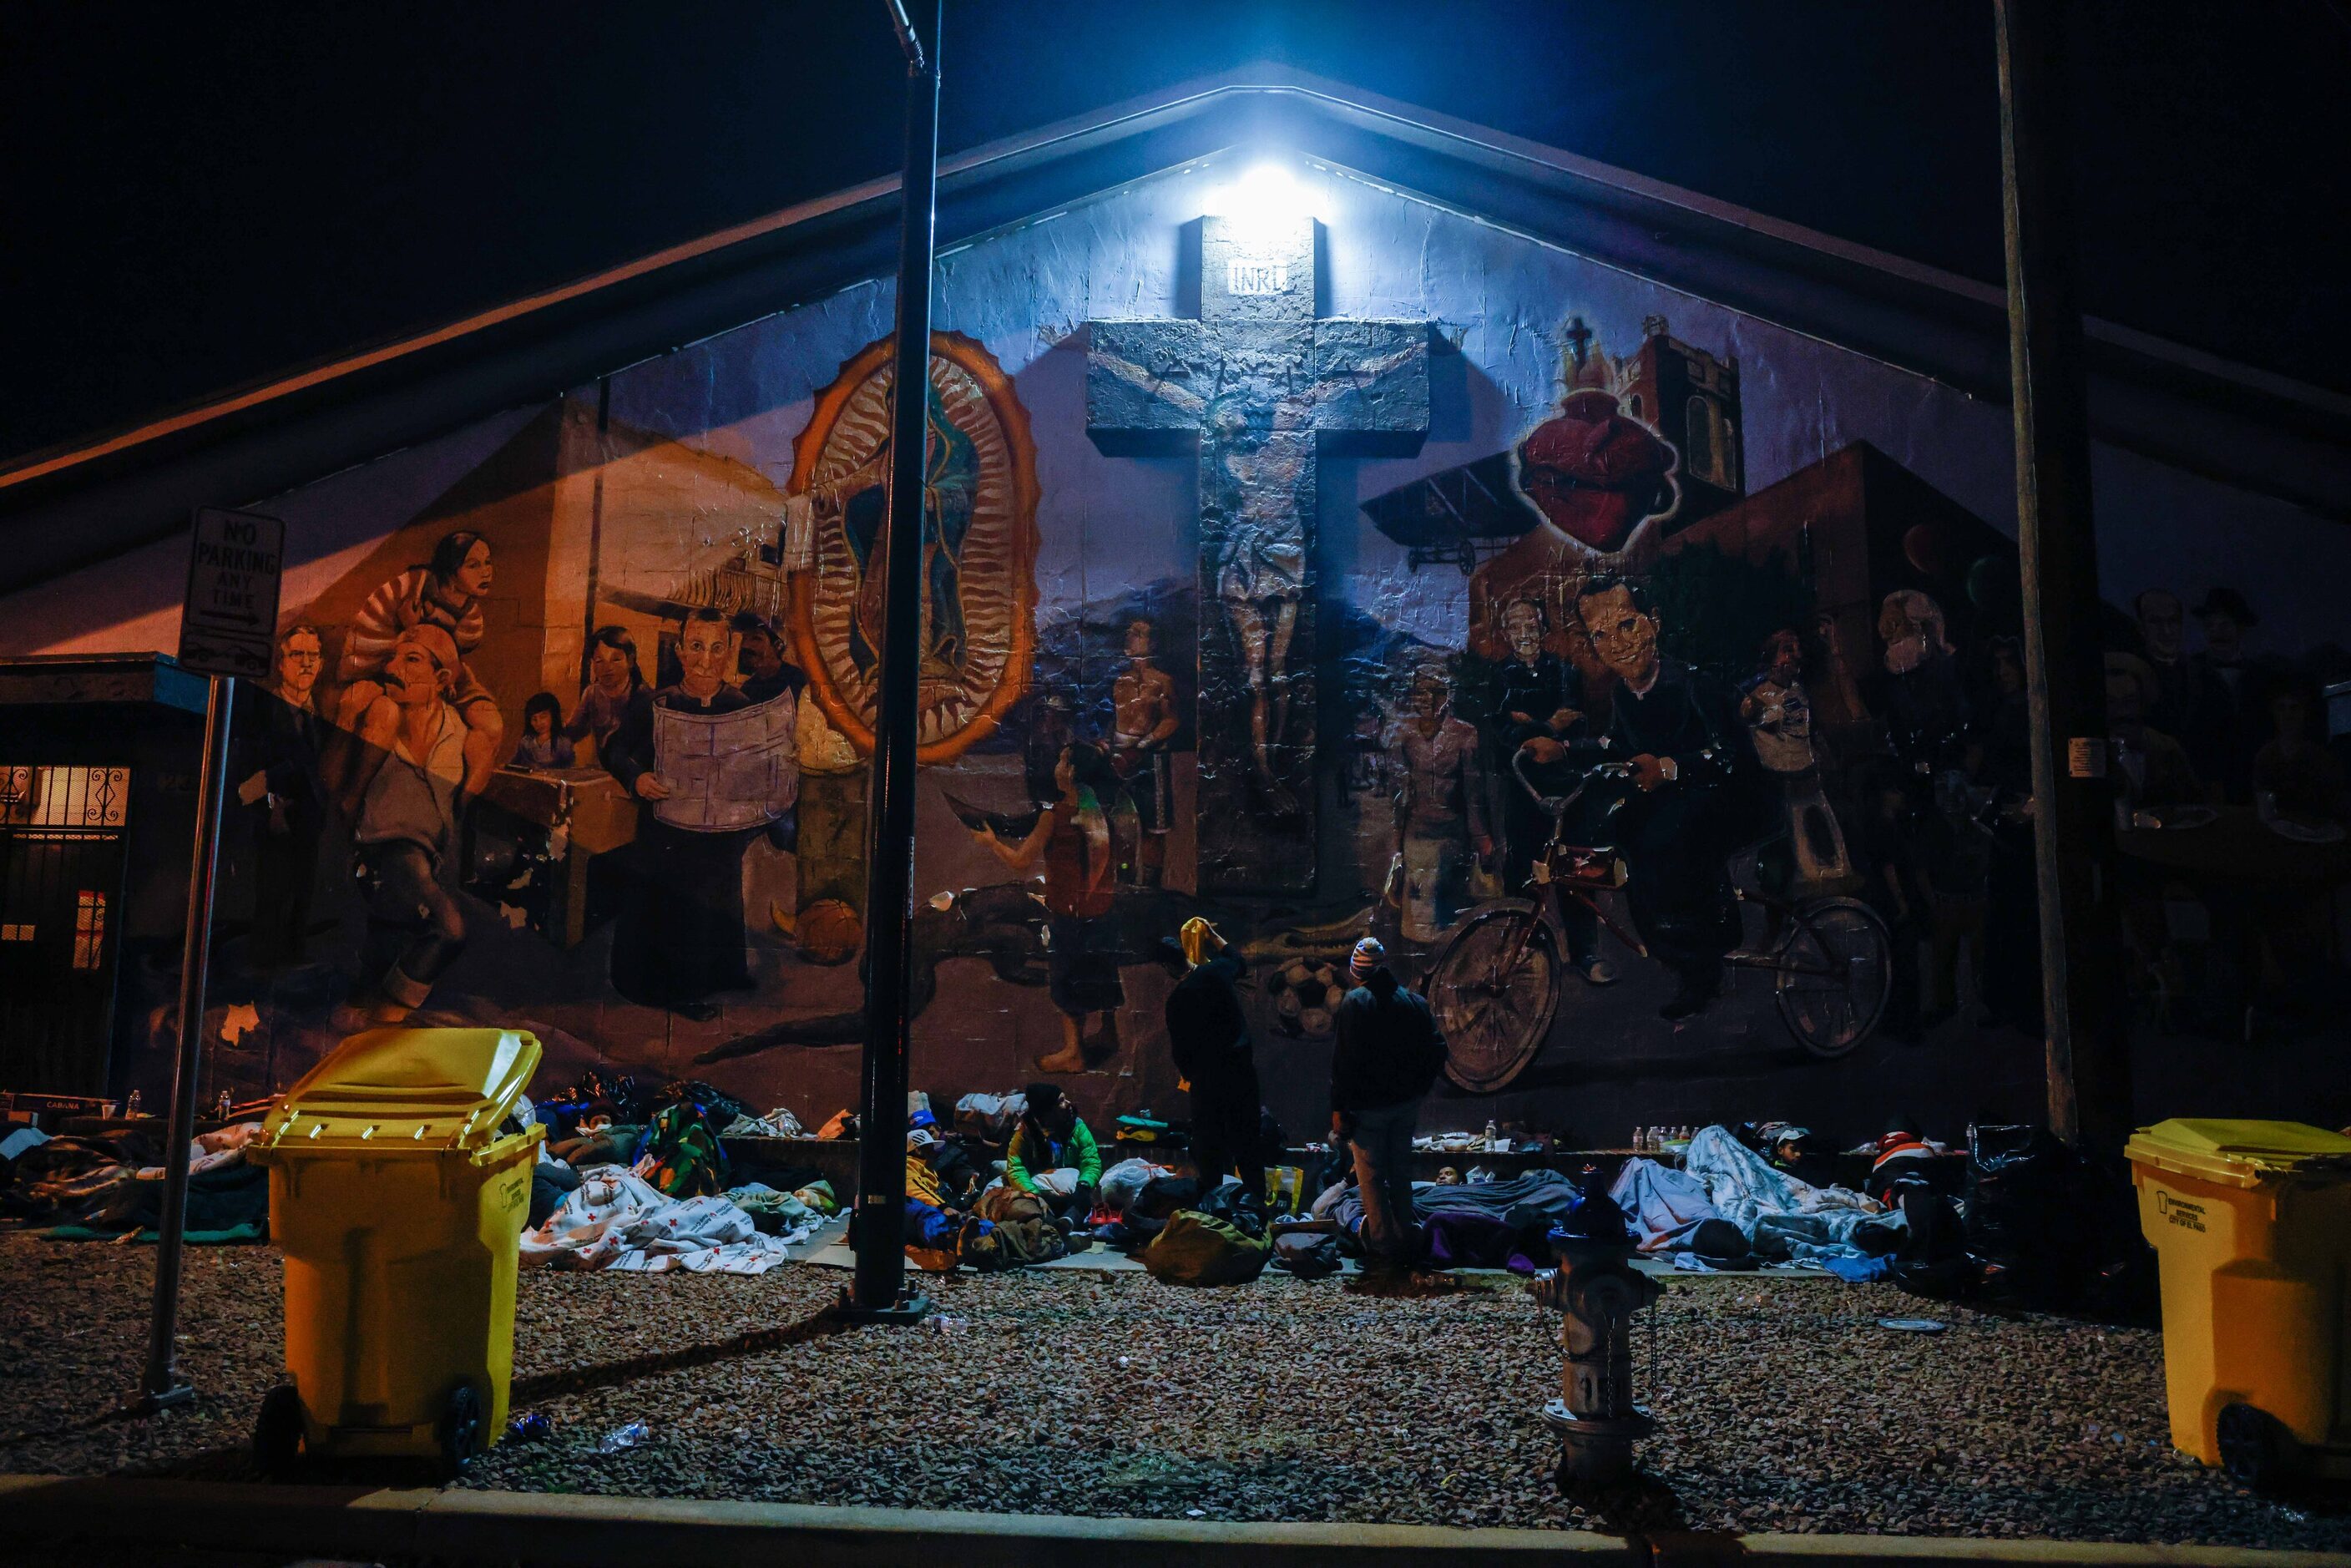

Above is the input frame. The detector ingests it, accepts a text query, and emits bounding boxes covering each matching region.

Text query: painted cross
[1088,213,1429,895]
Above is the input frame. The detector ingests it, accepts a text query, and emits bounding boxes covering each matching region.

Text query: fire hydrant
[1533,1183,1660,1485]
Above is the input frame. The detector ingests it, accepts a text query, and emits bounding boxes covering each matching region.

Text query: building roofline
[11,63,2342,501]
[3,64,2344,594]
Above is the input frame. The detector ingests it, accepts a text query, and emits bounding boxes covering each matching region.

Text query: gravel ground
[1,1233,2343,1551]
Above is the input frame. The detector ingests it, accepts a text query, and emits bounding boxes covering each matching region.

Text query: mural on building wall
[786,331,1039,763]
[38,172,2340,1146]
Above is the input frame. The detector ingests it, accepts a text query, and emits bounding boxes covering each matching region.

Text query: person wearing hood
[904,1124,988,1252]
[1004,1083,1103,1216]
[1160,917,1261,1203]
[1328,938,1448,1263]
[1863,1115,1949,1206]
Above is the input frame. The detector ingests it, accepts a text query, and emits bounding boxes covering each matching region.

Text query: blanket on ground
[1608,1157,1722,1254]
[520,1165,821,1274]
[1413,1168,1581,1223]
[1317,1167,1583,1247]
[1679,1125,1886,1262]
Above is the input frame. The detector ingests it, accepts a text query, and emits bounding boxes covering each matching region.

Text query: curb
[1641,1530,2348,1566]
[1,1475,2344,1567]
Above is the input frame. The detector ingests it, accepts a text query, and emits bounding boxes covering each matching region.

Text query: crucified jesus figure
[1093,338,1423,817]
[1210,398,1311,815]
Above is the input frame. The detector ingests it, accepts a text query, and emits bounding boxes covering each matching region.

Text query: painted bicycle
[1428,748,1893,1092]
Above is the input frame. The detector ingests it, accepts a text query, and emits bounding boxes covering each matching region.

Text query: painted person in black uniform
[1864,590,1971,776]
[2188,587,2279,804]
[1973,636,2042,1034]
[1469,597,1613,985]
[238,623,328,968]
[1550,576,1766,1019]
[1855,590,1974,1039]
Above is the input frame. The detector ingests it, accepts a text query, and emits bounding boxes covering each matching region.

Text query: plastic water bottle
[597,1420,651,1454]
[1484,1119,1500,1152]
[126,1090,143,1118]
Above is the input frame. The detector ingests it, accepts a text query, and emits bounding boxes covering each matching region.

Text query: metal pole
[138,671,234,1409]
[881,0,926,72]
[1995,0,2133,1152]
[844,0,940,1320]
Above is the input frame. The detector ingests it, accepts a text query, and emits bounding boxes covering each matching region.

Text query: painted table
[471,766,640,948]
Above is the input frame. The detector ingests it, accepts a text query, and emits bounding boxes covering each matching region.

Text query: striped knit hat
[1350,937,1386,984]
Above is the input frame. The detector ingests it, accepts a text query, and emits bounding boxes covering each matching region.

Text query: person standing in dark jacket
[1159,917,1261,1203]
[1328,937,1446,1263]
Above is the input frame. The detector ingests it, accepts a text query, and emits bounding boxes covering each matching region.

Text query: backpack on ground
[1142,1209,1272,1287]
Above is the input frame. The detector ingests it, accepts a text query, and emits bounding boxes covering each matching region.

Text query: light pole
[840,0,941,1323]
[1995,0,2133,1151]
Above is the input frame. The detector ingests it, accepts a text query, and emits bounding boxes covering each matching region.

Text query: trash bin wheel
[435,1382,486,1479]
[253,1383,306,1476]
[2216,1401,2293,1492]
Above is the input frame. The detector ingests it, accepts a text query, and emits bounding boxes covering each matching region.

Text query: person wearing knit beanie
[1328,934,1446,1267]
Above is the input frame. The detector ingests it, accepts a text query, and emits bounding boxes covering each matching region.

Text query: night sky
[5,0,2346,463]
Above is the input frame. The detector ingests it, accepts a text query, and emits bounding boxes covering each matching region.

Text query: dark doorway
[0,765,132,1095]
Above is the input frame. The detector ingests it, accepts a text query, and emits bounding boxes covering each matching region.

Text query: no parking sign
[177,506,285,678]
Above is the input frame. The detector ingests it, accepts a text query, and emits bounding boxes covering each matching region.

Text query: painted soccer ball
[796,898,863,965]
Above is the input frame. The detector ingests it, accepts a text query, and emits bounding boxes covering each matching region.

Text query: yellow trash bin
[2126,1117,2351,1489]
[247,1027,544,1475]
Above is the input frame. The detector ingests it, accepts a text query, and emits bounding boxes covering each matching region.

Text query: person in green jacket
[1006,1082,1103,1217]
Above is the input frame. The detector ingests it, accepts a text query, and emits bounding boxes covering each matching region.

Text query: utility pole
[841,0,940,1323]
[1995,0,2133,1151]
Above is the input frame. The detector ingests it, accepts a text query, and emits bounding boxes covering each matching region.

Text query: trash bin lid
[260,1027,541,1155]
[2126,1119,2351,1189]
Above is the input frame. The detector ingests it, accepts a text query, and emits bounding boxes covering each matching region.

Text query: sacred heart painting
[785,331,1039,763]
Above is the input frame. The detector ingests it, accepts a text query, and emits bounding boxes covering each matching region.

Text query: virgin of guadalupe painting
[782,331,1039,763]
